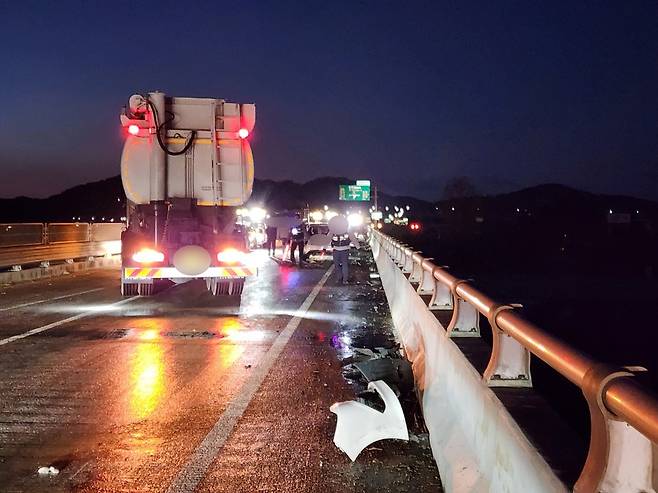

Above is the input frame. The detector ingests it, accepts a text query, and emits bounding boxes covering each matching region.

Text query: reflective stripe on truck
[124,266,257,279]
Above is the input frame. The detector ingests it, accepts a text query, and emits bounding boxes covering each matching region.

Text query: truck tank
[118,92,256,296]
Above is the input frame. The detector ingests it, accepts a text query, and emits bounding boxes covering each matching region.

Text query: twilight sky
[1,1,657,200]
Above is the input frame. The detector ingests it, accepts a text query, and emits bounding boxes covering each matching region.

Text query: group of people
[263,214,359,284]
[264,218,309,265]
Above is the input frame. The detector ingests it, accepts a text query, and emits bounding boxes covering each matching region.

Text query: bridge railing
[0,223,44,247]
[0,222,123,270]
[372,229,658,492]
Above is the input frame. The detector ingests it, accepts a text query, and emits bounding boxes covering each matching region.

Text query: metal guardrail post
[483,304,532,387]
[428,266,453,310]
[409,252,426,284]
[417,259,437,295]
[402,248,415,274]
[392,241,402,265]
[576,365,655,492]
[372,230,658,490]
[395,243,404,265]
[447,281,481,337]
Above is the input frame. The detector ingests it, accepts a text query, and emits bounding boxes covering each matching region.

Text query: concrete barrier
[371,238,567,493]
[0,255,120,284]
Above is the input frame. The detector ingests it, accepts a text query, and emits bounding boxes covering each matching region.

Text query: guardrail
[372,229,658,492]
[0,223,123,270]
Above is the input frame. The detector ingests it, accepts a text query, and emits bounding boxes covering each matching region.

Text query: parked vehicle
[119,92,256,296]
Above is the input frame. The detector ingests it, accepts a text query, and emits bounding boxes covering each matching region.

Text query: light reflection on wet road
[131,337,165,420]
[0,258,328,492]
[0,251,441,492]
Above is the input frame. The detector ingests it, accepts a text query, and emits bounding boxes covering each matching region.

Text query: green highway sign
[339,184,371,201]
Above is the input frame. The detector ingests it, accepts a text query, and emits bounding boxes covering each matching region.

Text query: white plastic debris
[330,380,409,461]
[37,465,59,475]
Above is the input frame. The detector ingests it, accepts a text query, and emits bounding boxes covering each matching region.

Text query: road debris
[37,466,59,475]
[354,358,413,389]
[164,330,216,339]
[353,347,378,358]
[330,380,409,461]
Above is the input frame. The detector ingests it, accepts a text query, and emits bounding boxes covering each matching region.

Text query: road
[0,251,441,492]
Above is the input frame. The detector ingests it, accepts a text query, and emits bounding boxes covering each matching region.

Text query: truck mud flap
[207,278,245,296]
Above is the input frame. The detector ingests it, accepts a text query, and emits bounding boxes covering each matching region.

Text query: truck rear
[119,92,256,296]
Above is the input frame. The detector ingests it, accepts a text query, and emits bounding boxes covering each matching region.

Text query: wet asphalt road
[0,250,441,492]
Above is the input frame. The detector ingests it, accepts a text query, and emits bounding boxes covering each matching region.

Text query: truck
[118,91,256,296]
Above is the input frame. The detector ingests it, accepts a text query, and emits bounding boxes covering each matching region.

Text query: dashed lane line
[0,287,106,312]
[166,265,335,493]
[0,296,140,346]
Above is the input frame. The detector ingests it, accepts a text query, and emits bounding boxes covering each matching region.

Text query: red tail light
[128,124,140,136]
[238,128,249,139]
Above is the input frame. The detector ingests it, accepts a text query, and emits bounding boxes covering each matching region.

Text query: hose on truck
[146,99,197,156]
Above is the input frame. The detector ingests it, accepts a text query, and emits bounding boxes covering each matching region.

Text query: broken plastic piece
[330,380,409,461]
[354,358,413,391]
[353,347,378,359]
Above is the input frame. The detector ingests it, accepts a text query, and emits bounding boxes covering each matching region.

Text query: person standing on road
[265,224,277,256]
[332,230,359,284]
[290,222,306,266]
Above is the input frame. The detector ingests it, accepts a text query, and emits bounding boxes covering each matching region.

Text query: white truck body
[119,92,256,296]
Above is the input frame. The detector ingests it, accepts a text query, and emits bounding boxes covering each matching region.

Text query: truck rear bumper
[123,266,256,280]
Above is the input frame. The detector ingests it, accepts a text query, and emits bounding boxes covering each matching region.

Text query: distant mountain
[0,175,434,222]
[1,176,655,224]
[436,183,658,221]
[0,176,126,222]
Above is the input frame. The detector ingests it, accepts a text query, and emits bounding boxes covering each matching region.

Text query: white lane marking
[0,288,105,312]
[0,296,140,347]
[166,266,335,493]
